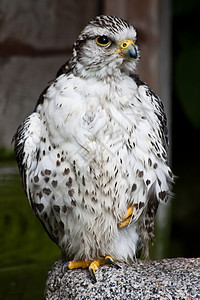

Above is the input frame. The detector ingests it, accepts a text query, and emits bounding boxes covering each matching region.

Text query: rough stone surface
[45,258,200,299]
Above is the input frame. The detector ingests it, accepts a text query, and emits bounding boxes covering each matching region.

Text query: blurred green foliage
[0,164,60,299]
[0,165,60,267]
[0,148,15,162]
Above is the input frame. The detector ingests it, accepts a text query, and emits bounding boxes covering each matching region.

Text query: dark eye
[96,35,111,47]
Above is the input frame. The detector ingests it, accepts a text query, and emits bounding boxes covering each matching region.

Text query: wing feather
[13,113,41,206]
[130,74,173,254]
[130,73,169,158]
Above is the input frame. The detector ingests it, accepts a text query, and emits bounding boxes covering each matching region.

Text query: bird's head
[70,15,139,80]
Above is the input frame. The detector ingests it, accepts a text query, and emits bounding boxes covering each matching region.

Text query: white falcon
[13,15,174,282]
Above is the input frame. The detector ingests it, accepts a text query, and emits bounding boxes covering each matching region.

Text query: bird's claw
[62,261,70,274]
[105,255,121,269]
[89,267,97,283]
[62,255,120,282]
[118,205,133,228]
[89,260,100,283]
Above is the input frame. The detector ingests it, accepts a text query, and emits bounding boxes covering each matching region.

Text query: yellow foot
[118,205,133,228]
[62,255,121,282]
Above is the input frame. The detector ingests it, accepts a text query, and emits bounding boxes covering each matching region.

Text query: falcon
[13,15,174,282]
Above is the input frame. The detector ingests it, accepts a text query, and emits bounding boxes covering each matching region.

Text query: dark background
[171,0,200,258]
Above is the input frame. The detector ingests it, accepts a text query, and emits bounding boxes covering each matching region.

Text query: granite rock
[45,257,200,299]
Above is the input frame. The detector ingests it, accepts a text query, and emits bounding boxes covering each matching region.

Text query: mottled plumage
[13,15,174,264]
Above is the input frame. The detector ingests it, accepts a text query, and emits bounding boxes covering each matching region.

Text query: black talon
[105,257,121,269]
[62,261,69,274]
[89,267,97,283]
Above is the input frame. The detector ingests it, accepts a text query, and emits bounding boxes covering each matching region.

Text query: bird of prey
[13,15,174,282]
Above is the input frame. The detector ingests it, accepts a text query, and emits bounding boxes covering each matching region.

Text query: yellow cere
[120,39,135,49]
[115,39,135,56]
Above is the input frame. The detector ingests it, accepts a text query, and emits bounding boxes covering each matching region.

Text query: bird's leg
[62,205,133,281]
[63,256,121,282]
[118,205,133,228]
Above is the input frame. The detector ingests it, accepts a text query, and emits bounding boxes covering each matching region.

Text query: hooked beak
[115,40,137,59]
